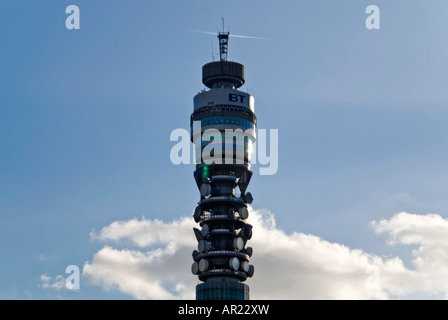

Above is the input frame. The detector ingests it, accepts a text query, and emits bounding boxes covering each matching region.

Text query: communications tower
[190,29,256,300]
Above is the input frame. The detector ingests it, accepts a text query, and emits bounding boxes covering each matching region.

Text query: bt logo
[229,94,246,104]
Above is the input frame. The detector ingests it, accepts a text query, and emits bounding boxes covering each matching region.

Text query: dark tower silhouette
[190,29,256,300]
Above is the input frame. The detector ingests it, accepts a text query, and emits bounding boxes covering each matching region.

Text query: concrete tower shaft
[190,32,256,300]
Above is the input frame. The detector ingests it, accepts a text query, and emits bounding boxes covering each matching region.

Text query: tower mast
[190,26,256,300]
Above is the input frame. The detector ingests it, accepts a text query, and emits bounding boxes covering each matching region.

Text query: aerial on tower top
[218,18,230,61]
[187,18,266,62]
[218,32,230,61]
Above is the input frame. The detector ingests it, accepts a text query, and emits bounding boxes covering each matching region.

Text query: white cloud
[82,208,448,300]
[372,211,448,298]
[84,216,196,300]
[39,274,65,290]
[90,216,195,250]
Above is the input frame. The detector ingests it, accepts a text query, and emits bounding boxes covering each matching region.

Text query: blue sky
[0,0,447,299]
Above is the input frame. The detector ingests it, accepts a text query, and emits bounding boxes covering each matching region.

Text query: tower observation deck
[190,30,256,300]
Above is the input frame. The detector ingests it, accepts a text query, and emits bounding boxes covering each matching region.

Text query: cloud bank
[82,208,448,299]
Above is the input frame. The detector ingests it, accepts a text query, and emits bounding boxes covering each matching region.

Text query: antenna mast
[218,17,230,61]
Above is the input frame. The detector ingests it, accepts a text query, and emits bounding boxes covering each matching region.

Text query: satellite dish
[247,265,255,277]
[199,259,209,272]
[191,262,199,275]
[192,250,199,259]
[239,207,249,220]
[200,183,212,197]
[229,257,240,271]
[241,261,250,273]
[233,237,245,251]
[245,247,253,257]
[201,224,209,237]
[244,192,253,204]
[243,224,253,240]
[193,206,202,222]
[193,228,203,241]
[198,240,209,253]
